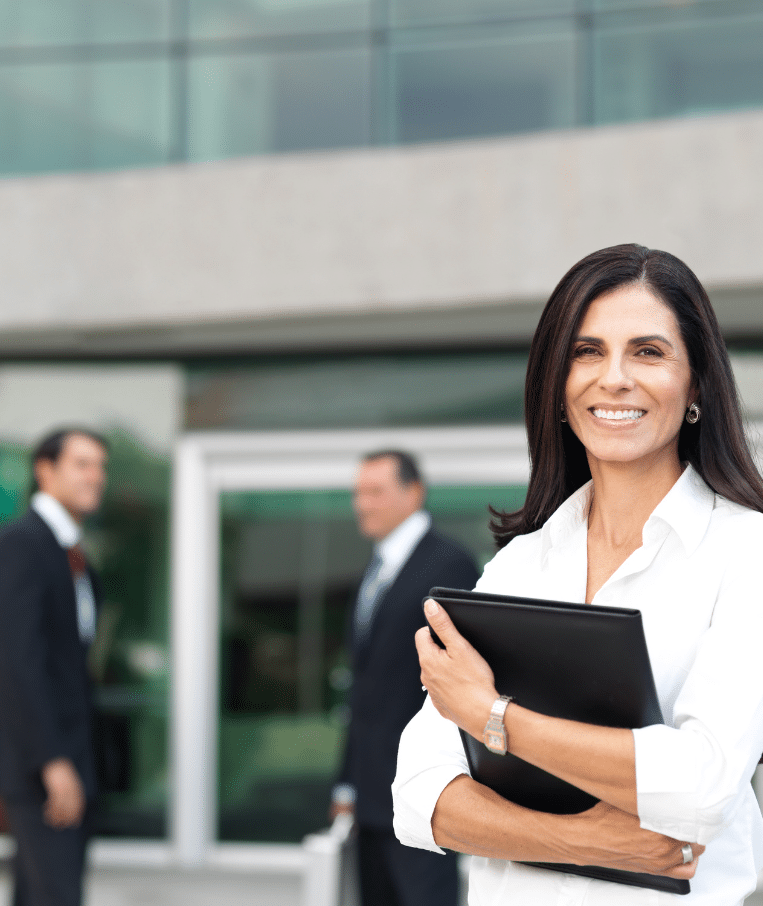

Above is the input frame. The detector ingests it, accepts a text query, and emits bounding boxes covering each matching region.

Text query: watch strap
[483,694,513,755]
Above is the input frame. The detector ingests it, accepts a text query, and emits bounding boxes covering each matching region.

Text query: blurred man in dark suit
[0,428,108,906]
[333,450,479,906]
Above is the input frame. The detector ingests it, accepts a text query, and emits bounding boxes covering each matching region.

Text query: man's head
[32,428,108,522]
[353,450,425,541]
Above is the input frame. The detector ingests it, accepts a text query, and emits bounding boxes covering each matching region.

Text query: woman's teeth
[592,409,645,421]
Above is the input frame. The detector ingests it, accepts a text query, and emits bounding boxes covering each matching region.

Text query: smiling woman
[392,244,763,906]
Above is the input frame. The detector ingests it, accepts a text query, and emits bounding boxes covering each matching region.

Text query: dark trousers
[4,800,92,906]
[358,827,459,906]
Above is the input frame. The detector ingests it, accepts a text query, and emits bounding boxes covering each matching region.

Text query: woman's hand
[416,599,497,741]
[565,801,704,878]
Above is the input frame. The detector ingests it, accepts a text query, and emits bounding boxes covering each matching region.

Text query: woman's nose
[598,354,635,391]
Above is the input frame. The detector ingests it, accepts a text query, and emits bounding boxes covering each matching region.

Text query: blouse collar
[540,464,715,566]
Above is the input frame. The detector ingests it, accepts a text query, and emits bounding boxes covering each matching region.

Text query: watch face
[486,731,505,753]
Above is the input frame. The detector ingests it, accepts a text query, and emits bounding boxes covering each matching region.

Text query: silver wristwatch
[483,695,513,755]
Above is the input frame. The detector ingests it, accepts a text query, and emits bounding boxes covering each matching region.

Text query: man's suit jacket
[0,510,99,803]
[339,527,480,829]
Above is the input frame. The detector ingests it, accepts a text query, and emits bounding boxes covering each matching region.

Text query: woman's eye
[573,346,599,358]
[637,346,662,358]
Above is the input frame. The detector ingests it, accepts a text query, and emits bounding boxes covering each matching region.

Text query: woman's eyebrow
[630,334,674,349]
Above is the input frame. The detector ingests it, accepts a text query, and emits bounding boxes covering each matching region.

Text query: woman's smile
[590,407,646,423]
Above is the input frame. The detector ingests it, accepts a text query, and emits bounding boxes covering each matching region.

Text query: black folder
[425,586,689,895]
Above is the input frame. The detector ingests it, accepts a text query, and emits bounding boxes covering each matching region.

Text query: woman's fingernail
[424,599,439,617]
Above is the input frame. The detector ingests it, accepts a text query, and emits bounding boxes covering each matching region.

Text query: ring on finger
[681,843,693,864]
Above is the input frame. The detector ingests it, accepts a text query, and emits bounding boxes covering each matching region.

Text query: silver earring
[561,404,567,423]
[685,402,701,424]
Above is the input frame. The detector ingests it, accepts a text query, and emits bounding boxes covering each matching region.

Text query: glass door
[170,426,530,863]
[215,483,527,844]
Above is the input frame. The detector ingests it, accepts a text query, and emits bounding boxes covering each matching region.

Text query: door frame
[169,426,530,865]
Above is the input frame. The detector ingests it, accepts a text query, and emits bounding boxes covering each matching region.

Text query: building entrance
[170,426,529,864]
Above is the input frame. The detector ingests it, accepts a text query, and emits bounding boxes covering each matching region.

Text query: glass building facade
[1,0,763,175]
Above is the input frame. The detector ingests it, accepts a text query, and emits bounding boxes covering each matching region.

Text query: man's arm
[0,535,71,776]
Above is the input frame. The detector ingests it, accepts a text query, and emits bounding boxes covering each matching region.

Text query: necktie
[67,544,86,577]
[67,544,97,643]
[354,552,387,643]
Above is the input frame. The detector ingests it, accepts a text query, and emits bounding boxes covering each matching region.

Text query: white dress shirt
[31,492,97,644]
[392,466,763,905]
[374,509,433,589]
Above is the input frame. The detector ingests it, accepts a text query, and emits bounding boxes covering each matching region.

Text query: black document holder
[425,587,690,895]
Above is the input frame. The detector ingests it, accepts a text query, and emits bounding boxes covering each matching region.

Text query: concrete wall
[0,109,762,354]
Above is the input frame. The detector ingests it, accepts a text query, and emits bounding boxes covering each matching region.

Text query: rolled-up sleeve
[392,696,470,854]
[634,527,763,845]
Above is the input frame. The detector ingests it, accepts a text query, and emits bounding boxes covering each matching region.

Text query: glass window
[593,11,763,124]
[187,47,371,160]
[594,0,723,8]
[188,0,371,39]
[730,353,763,421]
[0,363,182,839]
[0,0,172,46]
[185,353,528,431]
[389,24,577,144]
[391,0,575,28]
[217,482,523,842]
[0,60,173,175]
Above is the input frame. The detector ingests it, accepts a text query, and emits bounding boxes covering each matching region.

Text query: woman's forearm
[431,774,700,878]
[432,774,572,861]
[505,704,638,815]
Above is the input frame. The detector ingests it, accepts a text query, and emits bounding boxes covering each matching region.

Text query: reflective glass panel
[390,25,577,144]
[594,0,725,8]
[186,353,528,430]
[0,60,173,175]
[730,353,763,421]
[187,47,370,159]
[188,0,371,38]
[0,363,182,839]
[391,0,575,28]
[217,482,524,842]
[593,12,763,123]
[0,0,171,46]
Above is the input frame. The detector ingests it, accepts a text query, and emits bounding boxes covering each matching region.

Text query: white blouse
[392,466,763,905]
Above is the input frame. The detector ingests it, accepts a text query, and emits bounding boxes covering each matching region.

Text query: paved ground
[0,866,761,905]
[0,866,302,906]
[0,860,760,904]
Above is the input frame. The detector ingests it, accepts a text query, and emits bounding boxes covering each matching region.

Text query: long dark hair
[491,243,763,548]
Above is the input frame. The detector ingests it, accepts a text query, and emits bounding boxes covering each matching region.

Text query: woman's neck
[586,455,685,550]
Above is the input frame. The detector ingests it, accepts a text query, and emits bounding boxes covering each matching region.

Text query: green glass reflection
[187,47,370,160]
[0,0,171,46]
[729,352,763,421]
[593,0,719,8]
[0,60,173,175]
[593,10,763,124]
[217,482,525,842]
[186,352,528,431]
[390,24,577,144]
[391,0,575,28]
[188,0,371,39]
[0,430,170,838]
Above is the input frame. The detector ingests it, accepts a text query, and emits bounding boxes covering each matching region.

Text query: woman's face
[564,282,696,473]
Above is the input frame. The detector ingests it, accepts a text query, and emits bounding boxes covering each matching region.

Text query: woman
[392,244,763,904]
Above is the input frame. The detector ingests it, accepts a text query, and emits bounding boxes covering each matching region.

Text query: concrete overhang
[0,108,762,356]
